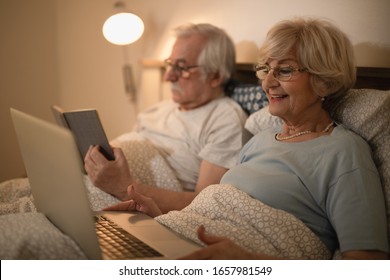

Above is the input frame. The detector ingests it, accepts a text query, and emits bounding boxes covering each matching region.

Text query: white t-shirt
[135,97,249,190]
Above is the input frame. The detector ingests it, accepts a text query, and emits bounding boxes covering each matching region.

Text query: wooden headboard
[138,60,389,113]
[232,63,390,90]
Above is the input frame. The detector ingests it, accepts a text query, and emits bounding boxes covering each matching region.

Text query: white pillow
[330,89,390,243]
[245,106,283,135]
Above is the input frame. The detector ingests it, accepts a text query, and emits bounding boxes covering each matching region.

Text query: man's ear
[209,72,224,88]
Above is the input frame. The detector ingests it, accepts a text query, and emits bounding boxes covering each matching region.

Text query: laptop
[10,108,201,259]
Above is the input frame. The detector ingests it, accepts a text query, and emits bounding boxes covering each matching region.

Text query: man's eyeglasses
[164,59,200,78]
[254,64,307,82]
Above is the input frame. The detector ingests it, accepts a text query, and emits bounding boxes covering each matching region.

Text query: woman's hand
[84,145,133,200]
[103,185,163,218]
[179,226,271,260]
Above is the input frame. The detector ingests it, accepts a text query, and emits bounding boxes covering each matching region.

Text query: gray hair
[174,23,236,84]
[258,17,356,102]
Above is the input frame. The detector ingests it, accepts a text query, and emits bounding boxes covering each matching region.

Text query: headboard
[232,63,390,90]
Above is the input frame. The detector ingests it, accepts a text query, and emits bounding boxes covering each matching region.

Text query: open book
[51,105,115,162]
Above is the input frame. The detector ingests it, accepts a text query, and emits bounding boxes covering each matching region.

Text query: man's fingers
[113,147,125,159]
[89,145,107,166]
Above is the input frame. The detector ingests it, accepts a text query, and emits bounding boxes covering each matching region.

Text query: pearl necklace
[275,121,335,141]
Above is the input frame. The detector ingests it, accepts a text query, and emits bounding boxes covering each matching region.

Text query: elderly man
[85,23,249,213]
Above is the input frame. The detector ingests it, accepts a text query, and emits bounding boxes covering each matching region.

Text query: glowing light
[102,12,144,45]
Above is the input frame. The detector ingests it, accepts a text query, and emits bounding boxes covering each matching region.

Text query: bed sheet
[1,132,331,259]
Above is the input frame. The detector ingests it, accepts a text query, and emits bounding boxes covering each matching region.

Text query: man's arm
[85,145,132,200]
[195,160,228,192]
[86,143,228,212]
[85,144,193,212]
[133,160,228,214]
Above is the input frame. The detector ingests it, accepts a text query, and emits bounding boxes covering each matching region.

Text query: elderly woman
[106,17,389,259]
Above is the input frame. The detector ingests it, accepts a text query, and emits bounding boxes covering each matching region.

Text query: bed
[1,64,389,259]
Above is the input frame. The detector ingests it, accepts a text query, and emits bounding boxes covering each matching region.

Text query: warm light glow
[102,12,144,45]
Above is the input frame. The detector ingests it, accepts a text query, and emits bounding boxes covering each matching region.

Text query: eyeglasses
[254,64,307,81]
[164,59,200,78]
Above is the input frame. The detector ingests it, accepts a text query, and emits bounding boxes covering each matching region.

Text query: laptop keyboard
[95,215,163,259]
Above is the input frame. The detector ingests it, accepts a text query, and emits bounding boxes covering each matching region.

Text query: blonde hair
[174,23,236,84]
[258,17,356,100]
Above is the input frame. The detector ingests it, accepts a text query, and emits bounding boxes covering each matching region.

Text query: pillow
[245,105,283,135]
[227,83,268,115]
[330,88,390,242]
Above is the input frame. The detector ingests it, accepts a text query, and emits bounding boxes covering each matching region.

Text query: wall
[56,0,390,135]
[131,0,390,66]
[1,0,389,182]
[0,0,59,181]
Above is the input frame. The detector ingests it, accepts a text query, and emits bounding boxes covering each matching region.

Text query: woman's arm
[181,227,390,260]
[341,250,389,260]
[180,226,283,260]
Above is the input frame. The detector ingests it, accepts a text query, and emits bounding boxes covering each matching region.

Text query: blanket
[0,133,331,259]
[0,183,331,259]
[156,184,332,260]
[0,133,184,259]
[0,212,86,259]
[0,132,183,214]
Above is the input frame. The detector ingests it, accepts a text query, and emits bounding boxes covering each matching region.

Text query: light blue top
[221,125,389,253]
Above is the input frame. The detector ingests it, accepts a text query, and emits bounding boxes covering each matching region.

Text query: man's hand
[84,145,132,200]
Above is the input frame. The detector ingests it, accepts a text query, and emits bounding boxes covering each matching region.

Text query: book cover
[51,105,115,162]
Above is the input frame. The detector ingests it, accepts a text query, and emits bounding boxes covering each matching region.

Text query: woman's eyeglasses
[254,64,307,81]
[164,59,200,78]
